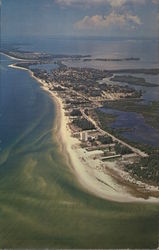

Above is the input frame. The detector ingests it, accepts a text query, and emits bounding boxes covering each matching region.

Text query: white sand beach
[50,88,159,203]
[8,62,159,203]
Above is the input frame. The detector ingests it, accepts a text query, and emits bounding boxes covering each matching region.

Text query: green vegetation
[70,109,82,116]
[98,135,113,144]
[84,57,140,62]
[94,102,159,185]
[111,75,158,87]
[125,153,159,185]
[94,109,117,130]
[94,109,139,149]
[93,102,159,155]
[94,109,128,140]
[1,49,91,61]
[103,100,159,132]
[1,50,159,249]
[109,68,159,75]
[1,84,158,249]
[115,143,132,155]
[72,118,95,130]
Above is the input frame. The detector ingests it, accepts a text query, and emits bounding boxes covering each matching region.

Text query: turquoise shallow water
[0,54,159,249]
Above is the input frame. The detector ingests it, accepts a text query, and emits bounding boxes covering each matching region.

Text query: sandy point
[8,62,159,204]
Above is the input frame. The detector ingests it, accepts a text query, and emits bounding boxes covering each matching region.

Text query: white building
[80,131,88,142]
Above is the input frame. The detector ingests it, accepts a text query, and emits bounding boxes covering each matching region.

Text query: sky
[1,0,159,39]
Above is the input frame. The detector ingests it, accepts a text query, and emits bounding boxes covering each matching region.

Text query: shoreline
[0,52,38,62]
[9,62,159,203]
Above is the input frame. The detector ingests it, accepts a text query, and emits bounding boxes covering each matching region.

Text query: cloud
[75,11,142,30]
[106,0,145,7]
[56,0,150,8]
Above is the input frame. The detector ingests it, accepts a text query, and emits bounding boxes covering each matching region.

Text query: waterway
[0,39,159,248]
[100,107,159,147]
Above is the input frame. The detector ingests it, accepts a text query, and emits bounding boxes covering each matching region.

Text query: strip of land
[4,49,159,202]
[8,59,159,203]
[83,57,140,62]
[110,75,158,87]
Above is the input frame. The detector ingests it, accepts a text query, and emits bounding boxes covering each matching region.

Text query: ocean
[0,37,159,248]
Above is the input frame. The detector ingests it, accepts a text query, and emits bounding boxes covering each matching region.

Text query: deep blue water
[0,53,55,152]
[1,37,159,148]
[0,37,159,248]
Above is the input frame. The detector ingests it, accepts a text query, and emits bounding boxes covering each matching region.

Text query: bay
[0,39,159,249]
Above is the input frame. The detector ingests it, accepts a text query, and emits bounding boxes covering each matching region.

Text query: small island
[83,57,140,62]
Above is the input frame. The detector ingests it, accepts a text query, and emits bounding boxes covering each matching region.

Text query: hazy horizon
[1,0,159,40]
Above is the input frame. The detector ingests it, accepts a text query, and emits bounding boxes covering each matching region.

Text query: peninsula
[3,49,159,202]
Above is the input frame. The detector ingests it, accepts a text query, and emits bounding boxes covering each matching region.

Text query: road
[53,78,148,158]
[81,109,148,158]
